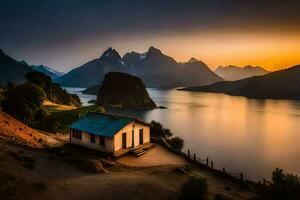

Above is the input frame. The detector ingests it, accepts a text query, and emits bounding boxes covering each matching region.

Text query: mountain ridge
[215,65,269,81]
[180,65,300,100]
[57,47,223,88]
[0,50,34,84]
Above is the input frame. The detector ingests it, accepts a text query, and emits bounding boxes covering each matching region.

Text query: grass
[46,104,105,133]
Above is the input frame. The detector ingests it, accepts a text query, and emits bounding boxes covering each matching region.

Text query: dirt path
[118,145,187,167]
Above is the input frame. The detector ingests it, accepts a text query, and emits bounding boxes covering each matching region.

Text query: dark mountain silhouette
[82,84,101,95]
[180,65,300,99]
[0,49,34,84]
[57,48,127,87]
[215,65,269,81]
[97,72,157,109]
[57,47,222,88]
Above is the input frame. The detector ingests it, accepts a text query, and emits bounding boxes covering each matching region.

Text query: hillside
[215,65,269,81]
[180,65,300,99]
[97,72,157,109]
[0,111,46,147]
[26,71,81,106]
[0,49,34,84]
[57,47,222,88]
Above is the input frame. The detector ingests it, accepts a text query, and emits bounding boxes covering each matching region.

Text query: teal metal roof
[69,113,135,137]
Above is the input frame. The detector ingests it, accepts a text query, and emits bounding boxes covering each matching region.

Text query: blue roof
[69,113,136,137]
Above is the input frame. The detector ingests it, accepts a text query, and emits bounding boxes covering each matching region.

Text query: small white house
[69,112,152,157]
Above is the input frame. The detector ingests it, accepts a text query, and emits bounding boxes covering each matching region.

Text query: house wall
[114,122,150,152]
[70,130,114,153]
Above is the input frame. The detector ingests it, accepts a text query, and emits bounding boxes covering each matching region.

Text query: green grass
[49,105,105,133]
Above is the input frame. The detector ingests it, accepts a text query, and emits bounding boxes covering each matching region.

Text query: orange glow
[59,30,300,72]
[108,31,300,72]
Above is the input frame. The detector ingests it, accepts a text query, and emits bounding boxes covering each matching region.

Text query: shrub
[262,168,300,200]
[150,120,173,138]
[169,136,184,151]
[67,157,106,173]
[181,177,208,200]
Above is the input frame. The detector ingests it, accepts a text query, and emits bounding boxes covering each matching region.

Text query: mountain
[57,47,223,88]
[180,65,300,99]
[57,48,127,87]
[0,49,34,85]
[97,72,157,109]
[215,65,269,81]
[30,65,64,79]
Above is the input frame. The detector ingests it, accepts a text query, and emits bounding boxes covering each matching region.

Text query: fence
[151,136,270,191]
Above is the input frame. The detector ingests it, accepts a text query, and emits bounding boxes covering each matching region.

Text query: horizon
[1,0,300,72]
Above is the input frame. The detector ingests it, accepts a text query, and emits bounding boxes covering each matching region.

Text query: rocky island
[97,72,157,109]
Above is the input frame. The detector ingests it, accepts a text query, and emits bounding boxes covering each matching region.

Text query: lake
[65,87,300,181]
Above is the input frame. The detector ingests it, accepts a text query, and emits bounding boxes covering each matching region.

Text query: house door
[122,133,127,149]
[132,130,134,147]
[139,129,143,145]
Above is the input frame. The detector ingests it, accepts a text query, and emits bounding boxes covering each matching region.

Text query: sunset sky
[1,0,300,72]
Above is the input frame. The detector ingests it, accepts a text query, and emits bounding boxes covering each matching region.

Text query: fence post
[222,167,225,174]
[240,173,244,181]
[211,161,214,169]
[187,150,190,159]
[263,178,266,186]
[193,154,196,161]
[206,157,209,166]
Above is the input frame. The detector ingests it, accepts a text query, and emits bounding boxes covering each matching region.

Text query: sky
[1,0,300,72]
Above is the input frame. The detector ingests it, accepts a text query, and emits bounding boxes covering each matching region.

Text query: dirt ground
[0,112,256,200]
[0,137,256,200]
[117,145,187,167]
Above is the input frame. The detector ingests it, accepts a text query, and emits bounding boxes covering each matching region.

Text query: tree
[169,136,184,151]
[263,168,300,200]
[150,120,173,138]
[2,83,45,124]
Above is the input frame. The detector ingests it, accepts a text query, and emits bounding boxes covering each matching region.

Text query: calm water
[65,87,300,181]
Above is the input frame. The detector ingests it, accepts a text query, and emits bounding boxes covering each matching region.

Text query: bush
[169,136,184,151]
[262,168,300,200]
[181,177,208,200]
[150,120,173,138]
[67,158,106,173]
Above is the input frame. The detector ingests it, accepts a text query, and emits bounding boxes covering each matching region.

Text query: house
[69,112,152,157]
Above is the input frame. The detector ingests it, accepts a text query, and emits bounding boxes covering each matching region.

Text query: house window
[90,134,95,143]
[72,129,82,140]
[99,136,105,146]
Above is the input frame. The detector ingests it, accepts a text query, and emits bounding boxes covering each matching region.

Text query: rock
[100,159,116,168]
[158,106,167,109]
[97,72,157,109]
